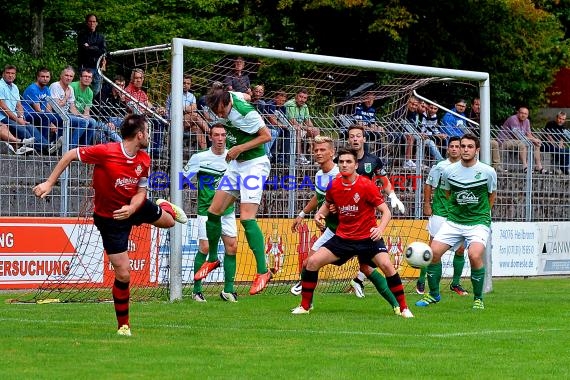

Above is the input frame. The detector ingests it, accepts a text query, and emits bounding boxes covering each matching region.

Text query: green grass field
[1,277,569,380]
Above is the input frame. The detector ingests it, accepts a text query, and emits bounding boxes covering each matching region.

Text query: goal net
[25,39,490,303]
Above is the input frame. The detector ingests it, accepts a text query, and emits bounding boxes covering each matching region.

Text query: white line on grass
[0,317,566,338]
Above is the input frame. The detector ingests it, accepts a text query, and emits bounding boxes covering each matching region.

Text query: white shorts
[219,155,270,204]
[197,214,237,241]
[428,214,463,251]
[427,214,447,237]
[311,227,335,251]
[433,220,490,250]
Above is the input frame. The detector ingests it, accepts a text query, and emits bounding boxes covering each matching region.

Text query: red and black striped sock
[112,279,130,328]
[386,273,408,310]
[300,269,318,310]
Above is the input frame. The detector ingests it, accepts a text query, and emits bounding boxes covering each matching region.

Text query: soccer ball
[404,241,433,268]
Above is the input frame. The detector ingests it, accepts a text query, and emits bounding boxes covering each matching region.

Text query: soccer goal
[26,39,492,304]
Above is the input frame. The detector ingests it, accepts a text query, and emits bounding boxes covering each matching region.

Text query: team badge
[135,164,143,176]
[364,163,372,173]
[475,172,482,179]
[353,192,360,203]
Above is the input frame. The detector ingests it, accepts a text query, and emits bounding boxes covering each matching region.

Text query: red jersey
[77,142,150,218]
[125,84,149,113]
[325,174,385,240]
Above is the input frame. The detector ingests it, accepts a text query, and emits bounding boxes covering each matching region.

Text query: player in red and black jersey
[33,114,187,336]
[291,147,413,317]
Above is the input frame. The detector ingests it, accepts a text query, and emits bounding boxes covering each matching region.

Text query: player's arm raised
[33,149,79,199]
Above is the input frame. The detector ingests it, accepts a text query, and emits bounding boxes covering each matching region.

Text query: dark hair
[461,133,480,148]
[114,74,125,83]
[36,67,50,76]
[275,90,287,98]
[120,114,148,139]
[336,147,358,162]
[297,87,309,95]
[80,67,92,76]
[448,136,461,144]
[85,14,97,22]
[347,124,365,135]
[183,74,192,81]
[209,123,226,136]
[205,87,231,111]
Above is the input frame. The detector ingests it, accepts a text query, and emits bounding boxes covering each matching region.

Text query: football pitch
[1,277,569,379]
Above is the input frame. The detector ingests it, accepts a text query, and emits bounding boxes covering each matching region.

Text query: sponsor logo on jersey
[455,189,479,204]
[135,164,143,176]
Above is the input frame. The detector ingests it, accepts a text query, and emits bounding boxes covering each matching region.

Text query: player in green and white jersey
[417,134,497,310]
[416,136,469,296]
[183,124,239,302]
[194,86,273,296]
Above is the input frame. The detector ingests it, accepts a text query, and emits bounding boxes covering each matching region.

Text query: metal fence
[1,103,569,222]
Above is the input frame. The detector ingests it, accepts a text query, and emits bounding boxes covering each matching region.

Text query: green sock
[452,253,465,286]
[418,266,427,284]
[193,251,207,292]
[241,219,268,274]
[427,261,442,297]
[471,267,485,299]
[223,254,237,293]
[368,270,399,308]
[205,212,222,262]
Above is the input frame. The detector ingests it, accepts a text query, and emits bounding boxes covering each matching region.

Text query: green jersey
[426,159,454,218]
[183,148,234,216]
[70,81,93,113]
[315,164,339,231]
[441,161,497,227]
[221,92,266,161]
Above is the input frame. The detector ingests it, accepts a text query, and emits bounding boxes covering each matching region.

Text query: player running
[183,124,239,302]
[193,84,273,295]
[344,125,406,298]
[291,147,413,317]
[33,114,187,336]
[416,136,469,296]
[416,134,497,309]
[290,135,402,315]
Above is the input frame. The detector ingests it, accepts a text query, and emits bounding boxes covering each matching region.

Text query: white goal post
[168,38,492,301]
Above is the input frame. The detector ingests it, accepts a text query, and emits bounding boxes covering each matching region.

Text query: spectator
[223,56,251,94]
[351,91,384,147]
[49,66,92,149]
[77,13,106,96]
[166,75,208,149]
[498,107,548,173]
[250,84,278,160]
[0,121,35,155]
[284,88,319,164]
[420,103,445,161]
[94,74,128,133]
[441,99,468,137]
[402,95,421,169]
[125,68,166,158]
[22,67,65,153]
[542,111,570,175]
[467,98,506,173]
[71,68,119,144]
[265,90,291,164]
[0,64,48,154]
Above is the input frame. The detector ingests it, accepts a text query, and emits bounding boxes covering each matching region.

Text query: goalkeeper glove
[388,193,405,214]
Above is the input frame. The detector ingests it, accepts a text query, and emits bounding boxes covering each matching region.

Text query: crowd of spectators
[2,13,568,176]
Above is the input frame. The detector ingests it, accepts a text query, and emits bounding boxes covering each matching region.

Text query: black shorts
[322,235,388,267]
[93,199,161,255]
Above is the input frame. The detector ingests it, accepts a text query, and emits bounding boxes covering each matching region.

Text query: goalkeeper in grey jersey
[183,124,239,302]
[416,134,497,310]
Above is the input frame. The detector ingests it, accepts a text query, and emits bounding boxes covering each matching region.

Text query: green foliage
[0,0,569,122]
